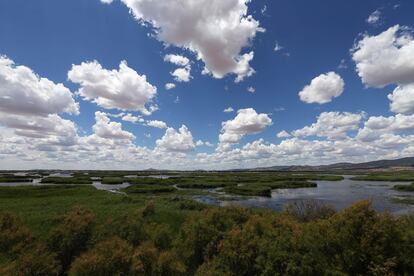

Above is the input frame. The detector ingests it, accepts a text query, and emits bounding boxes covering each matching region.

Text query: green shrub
[41,177,92,185]
[69,237,132,276]
[2,244,60,276]
[139,200,156,218]
[157,250,187,276]
[178,199,206,211]
[0,212,33,255]
[145,223,174,250]
[130,241,159,275]
[47,206,95,271]
[96,215,146,246]
[394,183,414,191]
[101,177,125,185]
[125,184,176,194]
[284,200,336,222]
[176,207,251,271]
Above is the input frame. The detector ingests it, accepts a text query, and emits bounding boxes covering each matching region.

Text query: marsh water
[195,176,414,215]
[1,175,414,214]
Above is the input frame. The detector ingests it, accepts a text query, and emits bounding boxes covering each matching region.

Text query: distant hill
[247,157,414,172]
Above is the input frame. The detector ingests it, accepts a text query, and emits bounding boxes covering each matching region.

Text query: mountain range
[246,157,414,172]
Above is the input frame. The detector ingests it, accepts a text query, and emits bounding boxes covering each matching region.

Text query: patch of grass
[124,184,177,194]
[0,176,34,183]
[298,175,344,181]
[394,183,414,192]
[391,195,414,205]
[41,177,92,185]
[351,174,414,182]
[126,177,176,185]
[101,177,125,185]
[265,180,317,189]
[176,182,227,189]
[0,185,198,240]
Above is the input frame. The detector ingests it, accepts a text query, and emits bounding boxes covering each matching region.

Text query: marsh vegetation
[0,184,413,275]
[0,171,414,274]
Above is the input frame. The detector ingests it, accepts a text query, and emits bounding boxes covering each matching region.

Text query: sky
[0,0,414,170]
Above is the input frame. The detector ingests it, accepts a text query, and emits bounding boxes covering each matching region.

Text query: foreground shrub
[1,244,60,276]
[130,241,159,275]
[47,206,95,271]
[207,214,300,275]
[327,201,410,275]
[284,200,336,222]
[189,201,413,275]
[97,214,146,246]
[157,250,187,276]
[139,200,156,218]
[176,207,251,272]
[145,223,174,250]
[69,237,132,276]
[0,212,32,255]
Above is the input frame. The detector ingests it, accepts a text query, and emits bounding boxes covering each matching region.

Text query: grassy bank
[394,183,414,192]
[351,172,414,182]
[41,177,92,185]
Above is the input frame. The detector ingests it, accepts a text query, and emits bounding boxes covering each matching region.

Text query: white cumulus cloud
[0,56,80,148]
[171,66,191,82]
[114,0,262,82]
[156,125,195,152]
[351,25,414,88]
[0,56,79,117]
[219,108,272,150]
[388,84,414,115]
[165,83,176,90]
[164,54,190,67]
[121,113,144,124]
[93,111,135,141]
[293,112,364,140]
[277,130,291,138]
[366,10,381,25]
[68,60,157,115]
[299,72,344,104]
[146,120,167,129]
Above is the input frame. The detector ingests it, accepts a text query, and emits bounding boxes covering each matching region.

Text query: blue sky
[0,0,414,169]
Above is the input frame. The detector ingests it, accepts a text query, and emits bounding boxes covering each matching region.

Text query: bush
[178,199,206,211]
[176,207,251,271]
[1,244,60,276]
[157,250,187,276]
[145,223,174,250]
[0,212,33,255]
[96,215,146,246]
[69,237,132,276]
[284,200,336,222]
[47,206,95,271]
[139,200,156,218]
[130,241,159,275]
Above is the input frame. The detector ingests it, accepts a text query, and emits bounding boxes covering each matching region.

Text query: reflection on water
[92,182,130,193]
[0,178,42,187]
[195,176,414,215]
